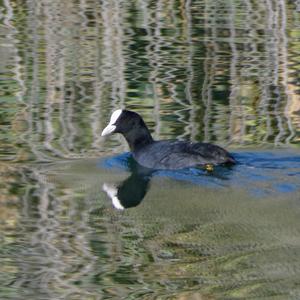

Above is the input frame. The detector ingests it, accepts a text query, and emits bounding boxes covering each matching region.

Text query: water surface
[0,0,300,299]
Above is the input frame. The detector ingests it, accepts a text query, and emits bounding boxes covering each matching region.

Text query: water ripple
[1,0,300,298]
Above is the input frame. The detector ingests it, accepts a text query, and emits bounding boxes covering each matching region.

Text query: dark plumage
[101,109,235,170]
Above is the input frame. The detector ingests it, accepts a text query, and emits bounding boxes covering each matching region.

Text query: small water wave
[100,150,300,200]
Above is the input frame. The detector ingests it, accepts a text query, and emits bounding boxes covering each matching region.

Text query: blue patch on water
[288,172,300,177]
[154,168,226,188]
[99,151,300,197]
[250,188,270,198]
[275,183,297,193]
[238,168,273,182]
[98,152,132,170]
[234,152,300,170]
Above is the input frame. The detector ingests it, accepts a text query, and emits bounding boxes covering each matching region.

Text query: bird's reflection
[103,159,153,210]
[102,155,235,210]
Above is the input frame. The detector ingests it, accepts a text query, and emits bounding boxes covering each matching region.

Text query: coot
[101,109,235,170]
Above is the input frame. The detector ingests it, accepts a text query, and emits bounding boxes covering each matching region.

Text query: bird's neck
[123,127,153,152]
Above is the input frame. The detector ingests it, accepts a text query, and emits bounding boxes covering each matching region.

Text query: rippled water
[0,0,300,299]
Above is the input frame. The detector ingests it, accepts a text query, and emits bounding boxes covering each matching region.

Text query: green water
[0,0,300,299]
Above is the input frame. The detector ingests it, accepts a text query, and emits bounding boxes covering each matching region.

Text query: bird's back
[133,140,235,170]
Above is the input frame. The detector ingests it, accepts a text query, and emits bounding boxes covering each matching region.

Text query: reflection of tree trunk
[101,0,127,152]
[285,85,300,144]
[273,0,286,145]
[25,0,47,161]
[258,0,273,143]
[183,0,197,141]
[3,0,26,160]
[43,1,65,158]
[228,0,243,145]
[202,0,217,142]
[3,0,25,103]
[146,0,164,139]
[278,0,296,145]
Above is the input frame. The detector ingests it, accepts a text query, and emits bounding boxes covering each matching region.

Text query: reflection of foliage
[0,0,300,162]
[0,164,21,299]
[0,2,299,298]
[1,160,298,298]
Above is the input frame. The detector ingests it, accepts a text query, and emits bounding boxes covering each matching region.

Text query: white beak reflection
[102,183,124,210]
[102,165,152,210]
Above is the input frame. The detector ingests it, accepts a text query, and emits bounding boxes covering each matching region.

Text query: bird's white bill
[101,124,116,136]
[102,183,124,210]
[101,109,123,136]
